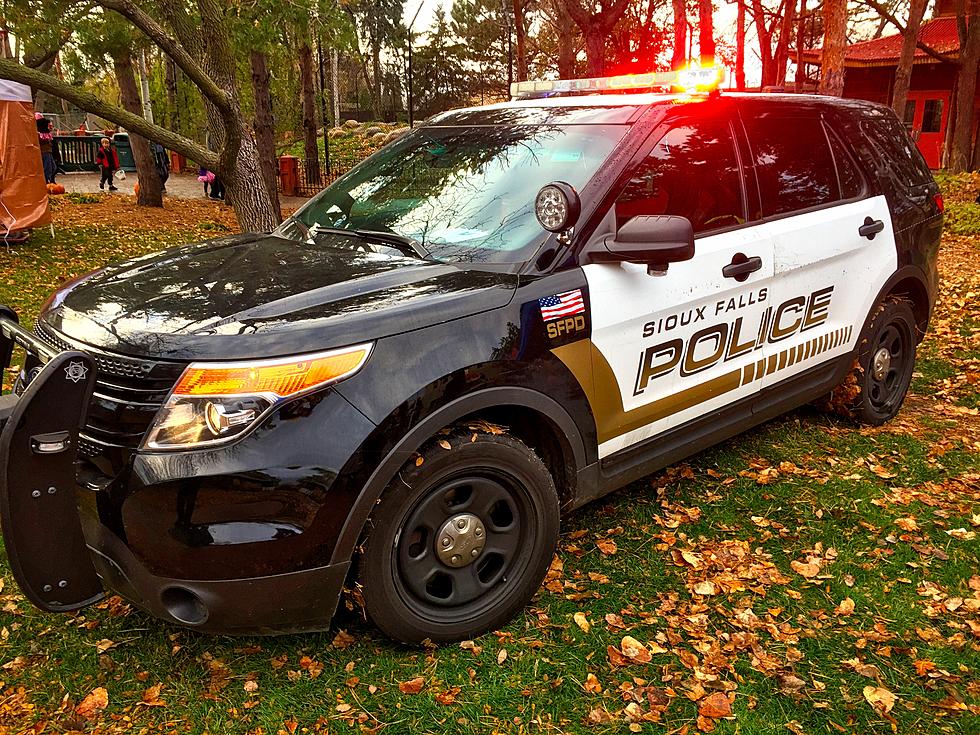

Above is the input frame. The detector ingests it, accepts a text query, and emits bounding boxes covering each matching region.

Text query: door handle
[722,254,762,281]
[859,217,885,240]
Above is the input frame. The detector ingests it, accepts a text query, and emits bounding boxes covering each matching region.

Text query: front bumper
[81,510,349,634]
[1,310,375,634]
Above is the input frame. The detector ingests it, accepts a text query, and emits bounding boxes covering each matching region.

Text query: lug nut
[451,555,461,564]
[31,490,41,498]
[42,584,52,593]
[475,528,483,537]
[58,580,67,588]
[456,519,466,530]
[471,549,479,557]
[442,537,451,547]
[47,487,57,495]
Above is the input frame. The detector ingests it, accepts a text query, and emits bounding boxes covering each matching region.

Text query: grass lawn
[0,178,978,734]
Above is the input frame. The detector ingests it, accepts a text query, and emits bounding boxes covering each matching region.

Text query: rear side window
[743,115,840,216]
[860,116,933,188]
[616,120,746,234]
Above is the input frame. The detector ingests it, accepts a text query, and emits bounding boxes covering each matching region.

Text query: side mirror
[594,215,695,268]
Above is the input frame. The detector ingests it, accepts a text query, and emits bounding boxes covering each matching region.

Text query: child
[198,166,215,196]
[35,113,58,184]
[96,137,120,191]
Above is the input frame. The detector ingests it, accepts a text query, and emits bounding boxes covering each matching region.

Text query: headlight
[142,343,372,450]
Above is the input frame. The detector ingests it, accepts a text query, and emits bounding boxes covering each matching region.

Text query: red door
[903,91,950,169]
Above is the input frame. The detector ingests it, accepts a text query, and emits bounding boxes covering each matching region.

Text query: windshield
[283,124,628,264]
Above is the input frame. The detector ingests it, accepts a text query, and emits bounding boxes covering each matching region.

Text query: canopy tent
[0,80,50,239]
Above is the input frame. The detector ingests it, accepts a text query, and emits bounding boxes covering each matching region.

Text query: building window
[922,99,944,134]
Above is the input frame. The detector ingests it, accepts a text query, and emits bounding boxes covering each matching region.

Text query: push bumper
[81,511,349,634]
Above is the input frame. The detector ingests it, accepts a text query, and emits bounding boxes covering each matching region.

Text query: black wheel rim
[393,470,534,620]
[867,320,912,412]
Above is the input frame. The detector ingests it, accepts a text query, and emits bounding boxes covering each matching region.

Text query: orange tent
[0,80,50,239]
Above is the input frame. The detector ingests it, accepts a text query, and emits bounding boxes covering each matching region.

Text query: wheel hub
[872,346,891,381]
[436,513,486,568]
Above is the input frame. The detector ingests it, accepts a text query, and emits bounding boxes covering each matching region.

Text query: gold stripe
[552,340,742,445]
[553,323,861,447]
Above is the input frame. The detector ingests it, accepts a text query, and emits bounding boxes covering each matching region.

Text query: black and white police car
[0,67,942,643]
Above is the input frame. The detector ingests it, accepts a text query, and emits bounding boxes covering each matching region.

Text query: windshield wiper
[355,230,431,260]
[304,224,431,261]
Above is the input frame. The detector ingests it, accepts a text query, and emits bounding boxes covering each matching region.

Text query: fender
[329,386,588,566]
[861,264,933,340]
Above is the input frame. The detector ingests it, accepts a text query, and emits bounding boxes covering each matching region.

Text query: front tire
[829,298,917,425]
[359,426,559,644]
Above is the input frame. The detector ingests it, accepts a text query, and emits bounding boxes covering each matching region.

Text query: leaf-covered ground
[0,181,977,735]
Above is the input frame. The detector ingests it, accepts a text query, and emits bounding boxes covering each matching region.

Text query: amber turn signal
[173,344,373,398]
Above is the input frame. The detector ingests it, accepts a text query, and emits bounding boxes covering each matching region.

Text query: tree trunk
[512,0,529,81]
[795,0,807,89]
[697,0,715,65]
[736,0,745,89]
[250,50,281,220]
[672,0,688,69]
[165,56,178,133]
[583,24,606,76]
[555,0,576,77]
[819,0,848,96]
[225,133,282,232]
[113,51,164,207]
[949,16,980,172]
[138,49,154,123]
[299,42,321,185]
[773,0,797,87]
[892,0,928,117]
[752,0,776,87]
[370,30,383,120]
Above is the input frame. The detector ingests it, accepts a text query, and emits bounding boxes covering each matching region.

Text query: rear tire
[828,298,917,425]
[359,426,559,644]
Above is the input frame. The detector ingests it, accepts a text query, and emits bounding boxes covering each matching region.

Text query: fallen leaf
[693,580,717,596]
[863,685,896,715]
[835,597,855,616]
[332,629,356,649]
[435,686,460,705]
[76,687,109,719]
[497,648,508,665]
[141,683,166,706]
[596,539,618,555]
[398,677,425,695]
[698,692,733,719]
[583,673,603,693]
[573,612,591,633]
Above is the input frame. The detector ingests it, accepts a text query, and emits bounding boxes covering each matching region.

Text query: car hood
[39,233,518,361]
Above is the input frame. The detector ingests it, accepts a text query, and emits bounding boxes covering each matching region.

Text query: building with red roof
[801,1,978,169]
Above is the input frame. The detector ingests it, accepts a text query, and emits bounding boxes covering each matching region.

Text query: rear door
[738,110,897,393]
[582,111,775,459]
[904,91,949,169]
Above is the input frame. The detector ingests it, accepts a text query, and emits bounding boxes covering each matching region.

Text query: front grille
[32,322,185,465]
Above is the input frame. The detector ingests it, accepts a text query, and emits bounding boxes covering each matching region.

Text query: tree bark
[299,42,321,184]
[250,50,281,220]
[697,0,715,66]
[512,0,529,81]
[819,0,848,96]
[672,0,688,69]
[773,0,797,87]
[562,0,631,77]
[113,51,164,207]
[795,0,807,89]
[892,0,928,117]
[949,15,980,172]
[554,0,576,77]
[736,0,745,89]
[583,26,606,75]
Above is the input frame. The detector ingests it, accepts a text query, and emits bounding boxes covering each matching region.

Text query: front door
[904,90,950,169]
[582,115,774,460]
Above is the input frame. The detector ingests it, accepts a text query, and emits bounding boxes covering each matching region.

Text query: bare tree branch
[94,0,231,109]
[0,58,217,168]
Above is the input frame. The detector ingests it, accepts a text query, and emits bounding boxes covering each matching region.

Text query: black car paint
[8,93,941,634]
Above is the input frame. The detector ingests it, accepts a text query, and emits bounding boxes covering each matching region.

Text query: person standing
[152,142,170,192]
[96,137,120,191]
[35,113,58,184]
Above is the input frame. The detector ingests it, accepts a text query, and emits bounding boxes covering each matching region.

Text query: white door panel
[758,195,897,390]
[585,225,774,458]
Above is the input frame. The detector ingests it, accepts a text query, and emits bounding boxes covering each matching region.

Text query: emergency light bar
[510,65,724,100]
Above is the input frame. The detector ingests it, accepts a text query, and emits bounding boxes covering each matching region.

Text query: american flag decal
[539,289,586,321]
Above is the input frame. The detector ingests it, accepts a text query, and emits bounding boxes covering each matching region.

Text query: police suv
[0,68,942,643]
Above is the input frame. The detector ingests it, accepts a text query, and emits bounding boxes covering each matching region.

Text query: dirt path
[57,171,310,211]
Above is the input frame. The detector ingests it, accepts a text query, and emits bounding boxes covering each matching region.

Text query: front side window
[744,115,839,217]
[284,123,627,264]
[616,120,745,234]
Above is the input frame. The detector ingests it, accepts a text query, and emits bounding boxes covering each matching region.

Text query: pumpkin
[46,183,66,195]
